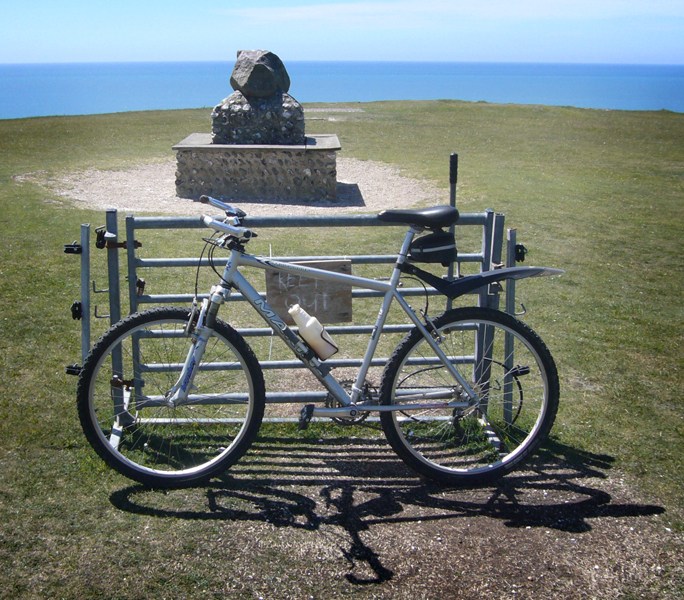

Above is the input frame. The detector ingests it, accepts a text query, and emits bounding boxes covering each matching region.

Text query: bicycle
[77,195,563,488]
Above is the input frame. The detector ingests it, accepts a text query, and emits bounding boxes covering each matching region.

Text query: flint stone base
[211,91,305,145]
[174,133,341,202]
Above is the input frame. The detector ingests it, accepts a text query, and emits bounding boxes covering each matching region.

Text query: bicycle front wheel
[77,307,265,488]
[379,307,559,485]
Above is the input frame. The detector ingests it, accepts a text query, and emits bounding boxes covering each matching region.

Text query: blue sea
[1,61,683,120]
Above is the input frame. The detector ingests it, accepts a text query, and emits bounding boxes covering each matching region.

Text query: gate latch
[95,227,141,250]
[105,239,142,250]
[70,301,83,320]
[65,364,82,376]
[63,241,82,254]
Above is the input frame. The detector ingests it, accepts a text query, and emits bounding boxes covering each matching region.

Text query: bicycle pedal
[298,404,315,430]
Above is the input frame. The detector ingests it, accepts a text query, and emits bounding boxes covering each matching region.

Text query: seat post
[397,226,421,263]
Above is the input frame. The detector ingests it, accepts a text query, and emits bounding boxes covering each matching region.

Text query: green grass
[0,102,683,598]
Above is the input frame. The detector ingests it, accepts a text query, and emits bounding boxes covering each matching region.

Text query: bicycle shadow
[109,436,665,586]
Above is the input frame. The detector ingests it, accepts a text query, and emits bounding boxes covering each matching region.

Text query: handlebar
[196,195,246,218]
[196,195,255,240]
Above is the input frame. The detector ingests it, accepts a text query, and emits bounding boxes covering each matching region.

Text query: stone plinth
[174,133,341,202]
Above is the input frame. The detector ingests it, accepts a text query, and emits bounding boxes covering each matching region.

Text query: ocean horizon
[1,61,683,120]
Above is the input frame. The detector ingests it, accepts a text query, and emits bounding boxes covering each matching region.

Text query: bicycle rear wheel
[379,307,558,485]
[77,307,265,488]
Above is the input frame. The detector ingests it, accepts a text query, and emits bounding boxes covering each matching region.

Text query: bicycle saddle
[377,205,459,229]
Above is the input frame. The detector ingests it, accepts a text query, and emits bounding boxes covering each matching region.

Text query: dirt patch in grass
[107,434,683,599]
[17,157,447,216]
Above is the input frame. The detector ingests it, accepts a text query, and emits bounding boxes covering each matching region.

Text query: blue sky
[1,0,683,64]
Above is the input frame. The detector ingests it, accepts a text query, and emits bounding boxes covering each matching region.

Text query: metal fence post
[503,227,519,424]
[479,209,495,308]
[104,209,125,416]
[79,223,91,363]
[449,153,458,208]
[486,213,506,310]
[505,228,518,316]
[105,209,121,325]
[475,210,500,402]
[126,214,138,316]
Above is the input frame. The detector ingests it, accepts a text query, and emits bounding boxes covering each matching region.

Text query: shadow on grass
[110,434,664,586]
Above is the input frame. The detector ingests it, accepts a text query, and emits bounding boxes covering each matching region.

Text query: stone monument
[174,50,341,203]
[211,50,305,145]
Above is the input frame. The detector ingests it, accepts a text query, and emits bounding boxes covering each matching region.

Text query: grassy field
[0,101,683,599]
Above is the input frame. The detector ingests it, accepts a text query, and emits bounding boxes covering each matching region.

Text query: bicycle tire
[379,307,559,485]
[77,307,265,488]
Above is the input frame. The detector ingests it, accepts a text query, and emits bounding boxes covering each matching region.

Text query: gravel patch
[37,157,447,216]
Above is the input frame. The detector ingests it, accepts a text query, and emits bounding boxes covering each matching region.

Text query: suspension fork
[167,245,243,405]
[165,285,227,406]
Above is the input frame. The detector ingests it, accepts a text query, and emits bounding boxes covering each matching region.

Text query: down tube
[229,269,352,405]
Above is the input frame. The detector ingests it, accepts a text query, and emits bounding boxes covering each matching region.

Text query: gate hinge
[105,240,142,250]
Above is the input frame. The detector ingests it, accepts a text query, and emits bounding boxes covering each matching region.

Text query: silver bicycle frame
[176,225,478,419]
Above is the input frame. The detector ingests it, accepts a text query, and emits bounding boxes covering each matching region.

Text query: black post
[449,153,458,207]
[447,153,459,310]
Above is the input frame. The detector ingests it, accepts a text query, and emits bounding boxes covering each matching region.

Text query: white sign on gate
[265,260,353,324]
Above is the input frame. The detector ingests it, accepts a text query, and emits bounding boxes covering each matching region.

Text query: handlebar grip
[201,215,254,239]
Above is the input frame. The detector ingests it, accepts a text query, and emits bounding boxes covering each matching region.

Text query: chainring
[325,379,377,426]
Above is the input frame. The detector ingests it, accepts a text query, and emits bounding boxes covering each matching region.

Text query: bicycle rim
[380,307,558,484]
[78,308,264,487]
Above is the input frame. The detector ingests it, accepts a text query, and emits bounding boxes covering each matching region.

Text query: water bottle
[288,304,338,360]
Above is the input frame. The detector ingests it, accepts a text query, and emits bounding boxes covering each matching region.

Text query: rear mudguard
[400,263,564,300]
